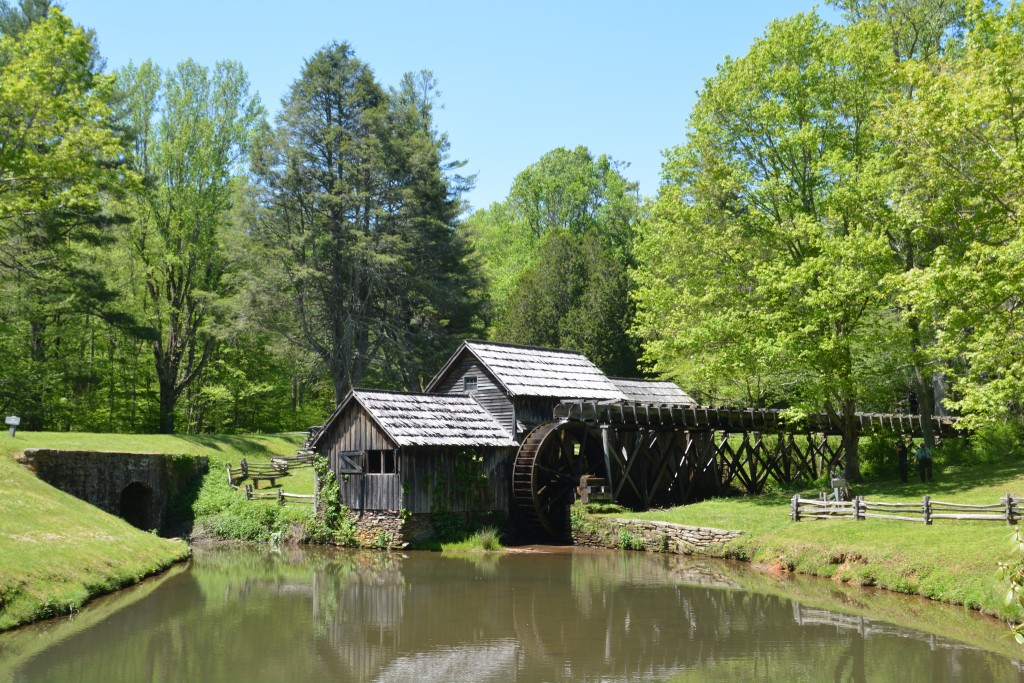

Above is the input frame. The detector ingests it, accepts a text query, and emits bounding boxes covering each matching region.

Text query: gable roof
[315,390,517,449]
[426,340,626,400]
[609,378,697,406]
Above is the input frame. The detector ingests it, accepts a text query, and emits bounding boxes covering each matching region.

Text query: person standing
[895,438,909,484]
[915,442,933,483]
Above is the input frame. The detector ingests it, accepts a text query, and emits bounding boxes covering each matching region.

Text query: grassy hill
[606,453,1024,621]
[0,431,303,631]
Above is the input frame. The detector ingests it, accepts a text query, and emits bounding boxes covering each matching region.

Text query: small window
[463,375,478,392]
[366,450,397,474]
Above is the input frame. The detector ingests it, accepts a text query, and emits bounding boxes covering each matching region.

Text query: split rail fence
[244,485,315,505]
[791,494,1021,525]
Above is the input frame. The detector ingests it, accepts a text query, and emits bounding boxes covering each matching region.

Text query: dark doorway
[119,482,154,530]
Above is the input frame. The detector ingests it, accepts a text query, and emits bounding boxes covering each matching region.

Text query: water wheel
[512,421,604,539]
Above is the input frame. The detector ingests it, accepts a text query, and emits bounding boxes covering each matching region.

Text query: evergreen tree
[250,43,480,402]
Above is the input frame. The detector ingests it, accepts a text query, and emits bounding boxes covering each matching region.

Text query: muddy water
[0,546,1020,682]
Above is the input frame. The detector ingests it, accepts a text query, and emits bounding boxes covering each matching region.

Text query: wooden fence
[271,451,315,468]
[244,484,315,506]
[226,457,296,488]
[791,494,1021,525]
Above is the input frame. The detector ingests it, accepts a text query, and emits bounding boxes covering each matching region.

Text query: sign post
[5,415,20,438]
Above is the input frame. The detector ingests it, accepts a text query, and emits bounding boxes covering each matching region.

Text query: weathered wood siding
[431,354,515,437]
[337,472,402,511]
[514,397,560,435]
[320,401,396,461]
[401,447,513,514]
[319,400,402,511]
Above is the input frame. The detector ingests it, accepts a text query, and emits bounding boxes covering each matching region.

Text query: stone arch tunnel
[18,449,207,534]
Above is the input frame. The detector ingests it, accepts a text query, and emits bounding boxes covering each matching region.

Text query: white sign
[5,416,20,426]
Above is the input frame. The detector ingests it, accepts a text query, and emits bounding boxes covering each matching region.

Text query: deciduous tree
[116,59,263,433]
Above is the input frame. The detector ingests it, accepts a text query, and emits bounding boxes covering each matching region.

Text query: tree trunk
[909,319,937,449]
[841,397,861,480]
[158,375,176,434]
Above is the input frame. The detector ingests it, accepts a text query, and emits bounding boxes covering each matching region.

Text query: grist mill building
[311,340,694,544]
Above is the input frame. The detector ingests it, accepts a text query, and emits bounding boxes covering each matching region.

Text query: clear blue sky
[65,0,838,212]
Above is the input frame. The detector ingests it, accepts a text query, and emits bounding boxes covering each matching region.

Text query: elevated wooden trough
[553,400,961,437]
[511,400,962,539]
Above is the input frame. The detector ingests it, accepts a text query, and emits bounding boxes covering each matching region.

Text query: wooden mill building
[311,341,694,544]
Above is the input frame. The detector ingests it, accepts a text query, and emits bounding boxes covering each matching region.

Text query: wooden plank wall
[322,402,395,462]
[430,354,516,437]
[514,397,561,435]
[401,447,513,514]
[338,472,402,511]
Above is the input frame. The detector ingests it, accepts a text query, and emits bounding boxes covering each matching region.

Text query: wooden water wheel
[512,421,604,539]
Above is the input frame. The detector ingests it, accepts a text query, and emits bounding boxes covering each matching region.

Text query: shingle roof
[354,390,516,447]
[431,341,626,400]
[609,378,697,406]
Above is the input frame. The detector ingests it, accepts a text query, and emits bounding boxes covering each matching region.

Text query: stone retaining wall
[573,515,743,554]
[18,449,207,534]
[345,510,508,548]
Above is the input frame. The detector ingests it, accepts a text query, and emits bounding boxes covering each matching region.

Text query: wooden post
[240,458,249,481]
[245,484,253,500]
[277,489,285,505]
[791,494,800,522]
[1006,493,1016,526]
[313,459,320,516]
[226,463,234,486]
[923,495,932,525]
[854,496,863,521]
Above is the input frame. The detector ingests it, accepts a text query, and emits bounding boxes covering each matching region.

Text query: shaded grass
[612,456,1024,620]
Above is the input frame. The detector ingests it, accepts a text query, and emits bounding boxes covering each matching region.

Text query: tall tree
[828,0,970,450]
[0,8,128,426]
[497,228,637,375]
[633,13,905,477]
[889,1,1024,428]
[116,59,263,433]
[250,43,480,402]
[467,146,641,373]
[466,146,639,324]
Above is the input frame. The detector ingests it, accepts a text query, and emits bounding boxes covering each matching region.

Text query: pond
[0,546,1021,682]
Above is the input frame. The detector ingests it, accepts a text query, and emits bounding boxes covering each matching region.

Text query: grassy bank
[0,430,303,631]
[605,455,1024,622]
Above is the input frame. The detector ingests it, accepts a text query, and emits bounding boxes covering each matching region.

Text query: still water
[1,546,1021,683]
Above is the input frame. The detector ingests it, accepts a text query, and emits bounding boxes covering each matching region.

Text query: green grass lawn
[0,430,304,631]
[613,459,1024,620]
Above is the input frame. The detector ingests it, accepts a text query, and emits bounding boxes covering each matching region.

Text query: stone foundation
[345,510,508,548]
[573,515,743,554]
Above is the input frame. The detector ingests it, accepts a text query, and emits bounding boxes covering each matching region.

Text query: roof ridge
[465,339,589,356]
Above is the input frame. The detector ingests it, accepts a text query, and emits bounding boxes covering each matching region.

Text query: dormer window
[463,375,477,392]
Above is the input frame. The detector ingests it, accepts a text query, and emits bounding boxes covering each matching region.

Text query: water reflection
[1,547,1021,683]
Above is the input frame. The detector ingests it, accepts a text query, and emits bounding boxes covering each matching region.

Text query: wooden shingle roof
[351,390,516,448]
[427,340,626,400]
[609,378,697,406]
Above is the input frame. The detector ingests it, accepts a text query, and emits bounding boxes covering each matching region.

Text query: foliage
[999,528,1024,644]
[617,527,645,551]
[634,12,910,477]
[0,9,136,429]
[114,58,264,433]
[886,1,1024,429]
[468,146,641,374]
[439,525,502,552]
[249,45,481,401]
